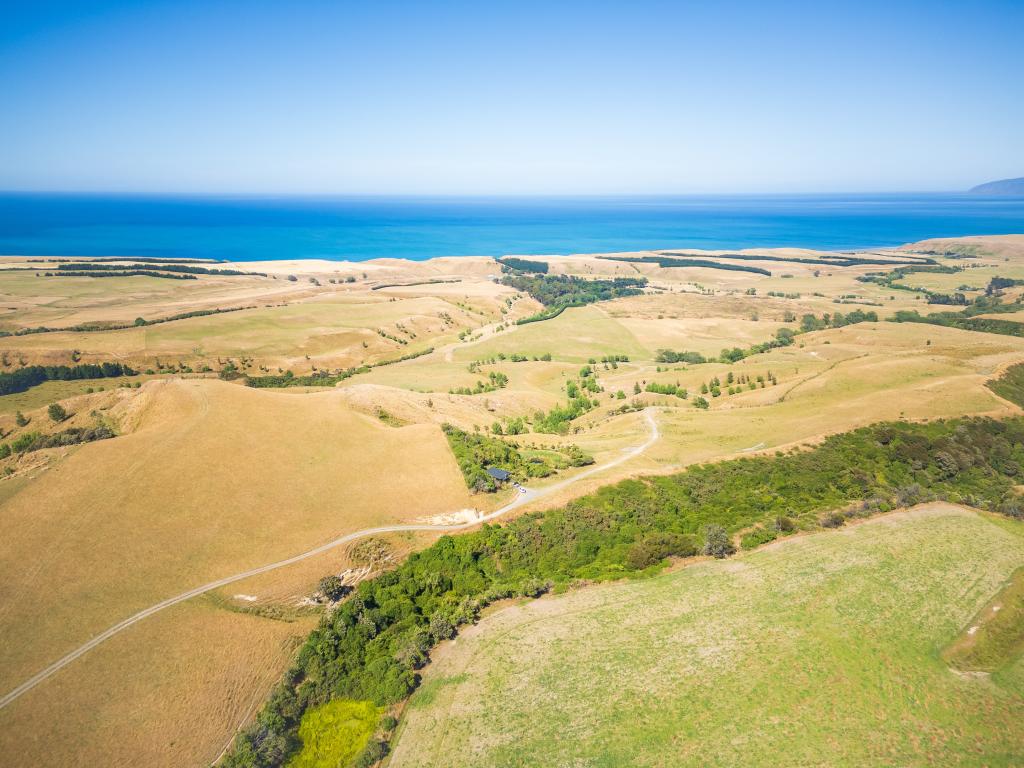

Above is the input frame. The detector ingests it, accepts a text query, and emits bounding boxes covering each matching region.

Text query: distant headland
[969,177,1024,195]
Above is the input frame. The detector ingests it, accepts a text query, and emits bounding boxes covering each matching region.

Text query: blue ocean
[1,193,1022,262]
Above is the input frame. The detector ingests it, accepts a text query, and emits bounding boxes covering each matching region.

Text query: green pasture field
[391,504,1024,768]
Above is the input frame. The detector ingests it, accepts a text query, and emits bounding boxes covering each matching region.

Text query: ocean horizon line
[1,192,1022,262]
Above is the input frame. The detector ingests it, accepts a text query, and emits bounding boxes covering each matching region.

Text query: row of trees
[856,263,967,304]
[0,424,115,457]
[651,251,937,268]
[449,371,508,395]
[245,348,434,388]
[986,276,1024,296]
[655,350,706,364]
[645,381,687,398]
[43,269,198,280]
[653,310,878,373]
[0,304,255,338]
[605,255,771,276]
[699,371,776,398]
[497,257,548,274]
[798,309,879,332]
[0,362,136,396]
[891,295,1024,338]
[467,352,552,372]
[54,262,263,277]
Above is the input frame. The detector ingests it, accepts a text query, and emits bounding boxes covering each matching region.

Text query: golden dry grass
[0,600,316,768]
[4,237,1024,766]
[0,292,498,371]
[0,378,473,694]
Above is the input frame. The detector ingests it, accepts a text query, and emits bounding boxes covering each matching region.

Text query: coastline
[2,234,1023,278]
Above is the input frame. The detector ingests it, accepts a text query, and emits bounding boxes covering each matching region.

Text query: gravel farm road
[0,409,658,710]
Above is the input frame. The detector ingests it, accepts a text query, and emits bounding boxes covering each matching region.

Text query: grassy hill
[391,504,1024,767]
[4,238,1024,766]
[0,378,473,767]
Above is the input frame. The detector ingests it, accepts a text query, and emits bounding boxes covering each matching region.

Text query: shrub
[12,432,39,453]
[702,525,736,558]
[519,578,550,598]
[821,513,846,528]
[772,515,795,532]
[47,403,68,423]
[740,527,778,550]
[353,739,389,768]
[625,533,697,569]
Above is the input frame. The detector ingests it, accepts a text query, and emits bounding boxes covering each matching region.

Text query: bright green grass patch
[452,305,650,363]
[944,566,1024,672]
[406,673,468,710]
[0,374,153,415]
[988,362,1024,407]
[287,700,380,768]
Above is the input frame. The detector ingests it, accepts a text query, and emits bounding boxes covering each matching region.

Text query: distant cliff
[969,177,1024,195]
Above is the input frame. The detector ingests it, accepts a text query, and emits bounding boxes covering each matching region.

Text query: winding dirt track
[0,409,658,711]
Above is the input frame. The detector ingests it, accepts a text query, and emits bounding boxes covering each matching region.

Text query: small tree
[353,739,388,768]
[821,513,845,528]
[15,411,29,427]
[772,515,795,533]
[429,613,456,642]
[47,404,68,423]
[393,628,431,669]
[318,575,348,602]
[702,524,735,558]
[519,578,549,598]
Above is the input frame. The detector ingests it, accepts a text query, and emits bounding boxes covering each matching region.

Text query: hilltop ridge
[969,176,1024,195]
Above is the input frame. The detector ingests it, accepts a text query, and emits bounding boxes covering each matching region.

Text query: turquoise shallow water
[1,193,1022,261]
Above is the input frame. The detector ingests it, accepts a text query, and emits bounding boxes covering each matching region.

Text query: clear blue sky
[1,0,1021,194]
